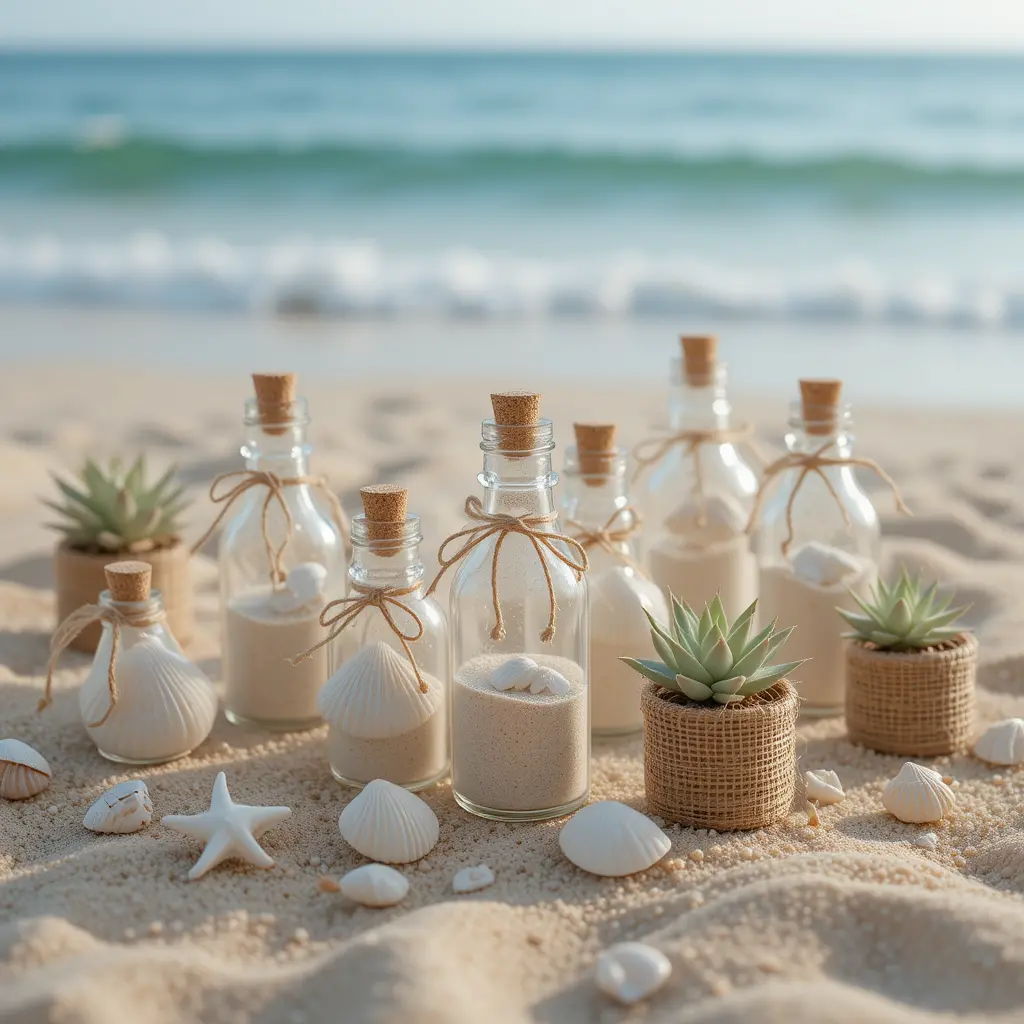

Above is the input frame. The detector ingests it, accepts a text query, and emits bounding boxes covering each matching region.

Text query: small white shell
[790,541,863,587]
[663,495,746,544]
[804,768,844,805]
[529,666,571,696]
[287,562,328,604]
[559,801,671,877]
[595,942,672,1006]
[338,778,439,863]
[914,832,938,851]
[490,656,538,692]
[0,739,51,800]
[973,718,1024,766]
[83,779,153,834]
[882,762,956,823]
[452,864,495,894]
[339,863,409,907]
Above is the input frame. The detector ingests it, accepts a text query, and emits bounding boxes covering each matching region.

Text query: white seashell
[529,666,572,696]
[490,656,538,692]
[914,831,938,851]
[339,863,409,907]
[83,779,153,834]
[595,942,672,1006]
[790,541,863,587]
[0,739,52,800]
[973,718,1024,766]
[287,562,328,605]
[79,636,218,764]
[882,762,956,824]
[318,641,441,740]
[804,768,844,805]
[452,864,495,894]
[338,778,439,863]
[664,495,746,544]
[559,801,671,877]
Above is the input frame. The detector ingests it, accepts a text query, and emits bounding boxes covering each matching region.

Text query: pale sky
[3,0,1024,50]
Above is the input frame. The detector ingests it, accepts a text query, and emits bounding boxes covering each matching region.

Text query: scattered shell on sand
[882,762,956,824]
[338,779,439,864]
[914,832,939,851]
[489,656,538,692]
[83,779,153,834]
[529,666,571,696]
[804,768,844,805]
[339,863,409,908]
[595,942,672,1005]
[559,801,671,877]
[0,738,52,800]
[973,718,1024,766]
[452,864,495,894]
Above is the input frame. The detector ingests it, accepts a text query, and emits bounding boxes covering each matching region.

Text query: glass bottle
[220,373,347,731]
[561,423,668,737]
[448,392,589,822]
[755,379,880,716]
[639,335,759,620]
[318,485,449,791]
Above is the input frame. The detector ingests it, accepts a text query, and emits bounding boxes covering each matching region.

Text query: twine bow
[38,602,166,725]
[425,496,589,643]
[565,505,648,578]
[292,583,428,693]
[745,440,911,556]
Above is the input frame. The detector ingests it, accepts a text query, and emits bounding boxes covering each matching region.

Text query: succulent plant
[838,569,970,652]
[621,595,805,705]
[44,456,189,554]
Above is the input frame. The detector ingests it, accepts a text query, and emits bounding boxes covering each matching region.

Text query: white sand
[647,535,758,621]
[3,359,1024,1022]
[327,712,448,791]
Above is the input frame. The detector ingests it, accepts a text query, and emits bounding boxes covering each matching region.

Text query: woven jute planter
[845,634,977,756]
[55,539,193,653]
[640,680,799,830]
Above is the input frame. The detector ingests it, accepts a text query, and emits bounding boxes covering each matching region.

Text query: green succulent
[620,595,806,705]
[837,569,970,652]
[44,455,189,554]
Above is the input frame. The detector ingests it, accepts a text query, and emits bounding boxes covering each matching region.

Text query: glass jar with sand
[429,392,590,821]
[562,422,668,737]
[311,484,449,791]
[635,335,759,620]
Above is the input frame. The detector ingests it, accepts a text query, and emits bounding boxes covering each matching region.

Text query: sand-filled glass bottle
[436,391,590,822]
[562,422,668,736]
[637,335,759,619]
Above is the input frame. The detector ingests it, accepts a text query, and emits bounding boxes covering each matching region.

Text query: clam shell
[318,641,441,740]
[452,864,494,894]
[339,863,409,907]
[490,656,538,692]
[0,739,51,800]
[804,768,844,805]
[79,636,218,764]
[881,762,956,823]
[559,801,670,877]
[529,666,571,696]
[595,942,672,1006]
[973,718,1024,766]
[338,778,439,863]
[83,779,153,834]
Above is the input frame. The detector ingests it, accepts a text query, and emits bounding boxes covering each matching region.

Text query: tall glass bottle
[446,392,589,821]
[220,373,347,730]
[561,422,668,736]
[639,335,759,619]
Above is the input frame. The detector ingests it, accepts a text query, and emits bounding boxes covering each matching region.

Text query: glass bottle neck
[668,381,731,431]
[480,451,558,518]
[787,425,854,456]
[242,425,311,476]
[349,543,425,592]
[561,471,630,525]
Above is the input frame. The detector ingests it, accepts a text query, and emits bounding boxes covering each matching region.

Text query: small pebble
[47,806,58,816]
[291,928,310,945]
[148,921,164,937]
[689,849,705,863]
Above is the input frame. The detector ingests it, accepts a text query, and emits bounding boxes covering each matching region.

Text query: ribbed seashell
[318,641,441,741]
[338,778,439,863]
[529,666,572,696]
[595,942,672,1006]
[490,656,538,692]
[881,762,956,823]
[973,718,1024,766]
[559,801,671,877]
[0,739,52,800]
[804,768,844,805]
[79,636,218,764]
[339,863,409,907]
[83,779,153,834]
[452,864,495,894]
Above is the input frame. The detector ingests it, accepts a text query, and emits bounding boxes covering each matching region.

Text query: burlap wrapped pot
[845,634,976,756]
[640,680,798,830]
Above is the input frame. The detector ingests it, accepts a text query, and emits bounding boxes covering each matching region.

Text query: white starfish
[162,772,291,881]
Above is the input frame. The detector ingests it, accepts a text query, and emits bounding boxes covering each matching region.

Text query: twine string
[565,505,649,578]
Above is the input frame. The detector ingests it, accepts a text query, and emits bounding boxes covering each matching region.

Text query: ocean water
[3,51,1024,328]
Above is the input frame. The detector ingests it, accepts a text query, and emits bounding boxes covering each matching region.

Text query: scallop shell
[881,762,956,823]
[452,864,495,894]
[339,863,409,907]
[79,636,218,764]
[0,739,51,800]
[559,801,671,877]
[973,718,1024,766]
[338,778,439,863]
[318,641,441,740]
[490,656,538,692]
[529,666,571,696]
[804,768,844,805]
[595,942,672,1006]
[83,779,153,834]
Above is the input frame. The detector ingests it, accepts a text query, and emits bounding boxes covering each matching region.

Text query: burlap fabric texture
[845,634,977,756]
[640,679,798,830]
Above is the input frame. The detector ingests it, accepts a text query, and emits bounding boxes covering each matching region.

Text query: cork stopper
[252,372,296,435]
[360,483,409,557]
[573,423,618,485]
[681,335,718,386]
[799,378,843,436]
[490,391,541,452]
[104,561,152,603]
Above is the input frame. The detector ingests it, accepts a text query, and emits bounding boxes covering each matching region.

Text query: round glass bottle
[562,423,668,737]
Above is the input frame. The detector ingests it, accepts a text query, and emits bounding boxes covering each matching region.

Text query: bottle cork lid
[252,372,296,435]
[360,483,409,557]
[104,561,152,603]
[573,422,618,485]
[799,378,843,435]
[490,391,541,452]
[681,335,717,386]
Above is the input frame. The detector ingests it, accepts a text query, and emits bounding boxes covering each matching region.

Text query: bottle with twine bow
[634,335,759,620]
[302,484,449,791]
[562,422,668,737]
[433,391,590,822]
[210,373,348,731]
[41,561,217,764]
